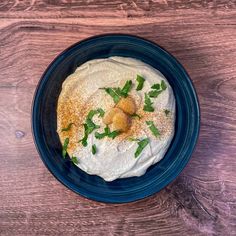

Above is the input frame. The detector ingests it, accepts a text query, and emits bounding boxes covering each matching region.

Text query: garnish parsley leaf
[135,138,149,158]
[101,80,132,101]
[100,87,120,103]
[97,108,105,117]
[92,144,97,155]
[144,93,153,106]
[113,87,123,97]
[151,83,160,90]
[62,137,69,158]
[143,93,154,112]
[79,124,89,147]
[161,80,167,90]
[87,110,97,120]
[94,131,107,139]
[85,109,103,135]
[81,107,106,144]
[120,80,132,97]
[146,121,160,137]
[61,123,74,132]
[108,130,121,139]
[94,125,109,139]
[136,75,145,91]
[71,156,79,165]
[104,125,110,134]
[86,119,100,134]
[95,126,120,140]
[128,137,140,142]
[87,108,105,120]
[131,113,142,119]
[144,104,154,112]
[164,109,170,116]
[148,80,167,99]
[148,89,163,98]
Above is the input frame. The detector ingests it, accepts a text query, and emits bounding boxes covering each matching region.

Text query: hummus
[57,57,175,181]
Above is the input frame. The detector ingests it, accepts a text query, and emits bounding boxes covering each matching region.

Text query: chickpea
[112,112,130,132]
[116,97,136,115]
[103,108,123,125]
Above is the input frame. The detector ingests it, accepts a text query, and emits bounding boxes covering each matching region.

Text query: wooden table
[1,1,236,235]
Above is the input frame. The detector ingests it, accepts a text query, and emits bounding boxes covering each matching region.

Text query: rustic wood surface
[0,1,236,235]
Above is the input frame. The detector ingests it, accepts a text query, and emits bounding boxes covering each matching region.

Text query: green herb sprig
[79,108,105,146]
[61,123,74,132]
[100,80,133,103]
[134,138,149,158]
[92,144,97,155]
[62,137,69,158]
[164,109,170,116]
[143,93,154,112]
[148,80,167,98]
[146,121,160,137]
[131,113,142,119]
[71,156,79,165]
[120,80,132,97]
[136,75,145,91]
[79,124,89,147]
[95,126,120,140]
[128,137,149,158]
[100,88,120,103]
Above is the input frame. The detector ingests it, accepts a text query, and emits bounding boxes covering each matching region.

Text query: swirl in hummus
[57,56,175,181]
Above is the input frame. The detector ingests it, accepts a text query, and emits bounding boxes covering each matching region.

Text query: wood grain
[0,1,236,235]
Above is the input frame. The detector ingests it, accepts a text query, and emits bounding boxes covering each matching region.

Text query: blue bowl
[32,34,200,203]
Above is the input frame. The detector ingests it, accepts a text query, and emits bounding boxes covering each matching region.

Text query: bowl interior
[32,35,200,203]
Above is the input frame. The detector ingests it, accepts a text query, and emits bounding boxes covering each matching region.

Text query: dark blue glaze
[32,34,200,203]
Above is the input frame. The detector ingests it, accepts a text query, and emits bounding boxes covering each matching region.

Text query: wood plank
[0,0,235,19]
[0,3,236,235]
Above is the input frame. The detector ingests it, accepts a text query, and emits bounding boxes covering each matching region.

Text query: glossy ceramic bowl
[32,34,200,203]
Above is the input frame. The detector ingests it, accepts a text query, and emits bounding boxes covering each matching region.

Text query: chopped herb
[146,121,160,137]
[143,93,154,112]
[161,80,167,90]
[87,108,105,120]
[143,105,154,112]
[104,126,110,134]
[79,108,105,147]
[128,137,140,142]
[95,131,107,139]
[113,87,123,97]
[108,130,121,139]
[120,80,132,97]
[164,109,170,116]
[95,125,120,140]
[131,113,142,119]
[79,124,89,147]
[136,75,145,91]
[97,108,105,117]
[86,118,100,134]
[151,83,160,90]
[95,125,109,139]
[62,137,69,158]
[148,89,163,98]
[71,156,79,165]
[129,137,149,158]
[101,80,132,102]
[101,87,120,103]
[87,110,97,120]
[85,109,104,135]
[61,123,74,132]
[135,138,149,158]
[148,80,167,98]
[92,144,97,155]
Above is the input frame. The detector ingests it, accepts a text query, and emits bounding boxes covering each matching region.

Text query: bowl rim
[31,33,201,203]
